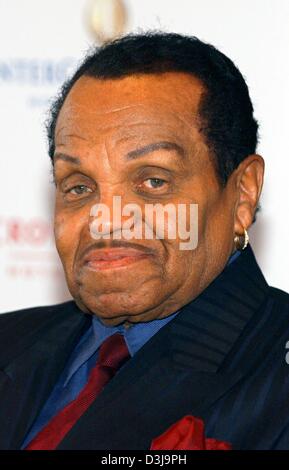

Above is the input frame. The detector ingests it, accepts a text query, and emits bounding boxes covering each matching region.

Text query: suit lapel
[57,245,270,449]
[0,303,91,450]
[57,321,236,449]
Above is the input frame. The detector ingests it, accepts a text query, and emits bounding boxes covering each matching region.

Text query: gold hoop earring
[234,228,249,251]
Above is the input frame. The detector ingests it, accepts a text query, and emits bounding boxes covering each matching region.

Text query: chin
[75,286,163,323]
[69,267,166,313]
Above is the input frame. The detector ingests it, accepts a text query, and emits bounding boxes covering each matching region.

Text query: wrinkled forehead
[55,73,205,146]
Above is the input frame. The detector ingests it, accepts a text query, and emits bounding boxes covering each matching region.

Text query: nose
[89,194,122,239]
[89,194,144,240]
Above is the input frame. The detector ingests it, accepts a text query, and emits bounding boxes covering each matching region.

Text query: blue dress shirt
[21,249,240,448]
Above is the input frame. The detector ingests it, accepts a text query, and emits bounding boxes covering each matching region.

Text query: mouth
[82,247,153,271]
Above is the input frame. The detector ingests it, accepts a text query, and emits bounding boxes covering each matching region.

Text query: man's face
[54,73,237,326]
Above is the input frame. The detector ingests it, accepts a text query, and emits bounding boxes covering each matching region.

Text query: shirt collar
[63,307,179,386]
[92,310,179,357]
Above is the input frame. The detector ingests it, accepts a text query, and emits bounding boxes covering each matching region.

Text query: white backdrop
[0,0,288,313]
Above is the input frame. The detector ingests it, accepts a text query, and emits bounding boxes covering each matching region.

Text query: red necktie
[25,332,130,450]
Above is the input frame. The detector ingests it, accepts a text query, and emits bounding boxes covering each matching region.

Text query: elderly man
[0,33,288,451]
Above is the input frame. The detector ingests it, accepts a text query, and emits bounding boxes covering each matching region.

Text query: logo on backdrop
[0,58,75,86]
[0,57,77,108]
[0,216,62,280]
[86,0,128,43]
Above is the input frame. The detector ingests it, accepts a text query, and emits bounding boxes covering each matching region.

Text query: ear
[233,154,265,236]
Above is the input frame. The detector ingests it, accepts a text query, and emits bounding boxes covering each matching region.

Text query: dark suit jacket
[0,245,289,450]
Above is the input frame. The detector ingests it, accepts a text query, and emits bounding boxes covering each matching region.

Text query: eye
[67,185,93,195]
[143,178,167,189]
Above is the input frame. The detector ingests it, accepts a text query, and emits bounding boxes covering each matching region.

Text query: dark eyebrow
[53,152,81,165]
[53,141,185,165]
[126,141,185,160]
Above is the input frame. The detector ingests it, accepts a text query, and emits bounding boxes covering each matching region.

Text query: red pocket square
[150,415,231,450]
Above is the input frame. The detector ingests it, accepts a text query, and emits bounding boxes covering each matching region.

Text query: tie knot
[98,332,130,371]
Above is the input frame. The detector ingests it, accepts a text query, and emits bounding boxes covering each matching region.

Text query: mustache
[78,239,157,260]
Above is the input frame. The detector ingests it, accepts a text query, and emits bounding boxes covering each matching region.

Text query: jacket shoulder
[268,286,289,307]
[0,301,89,370]
[0,300,76,332]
